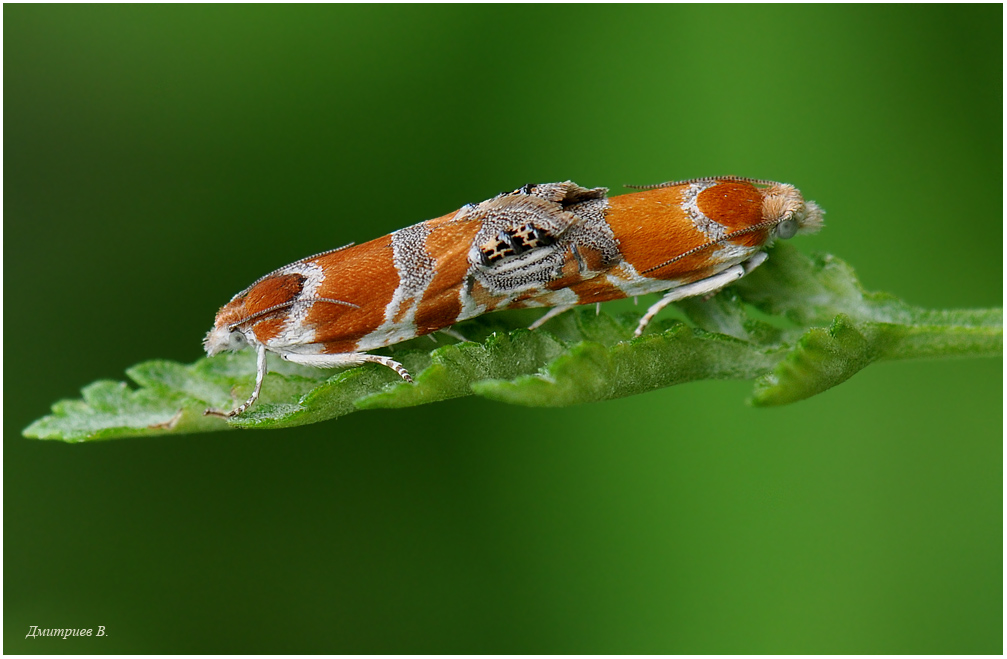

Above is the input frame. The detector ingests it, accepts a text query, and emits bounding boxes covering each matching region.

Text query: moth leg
[529,304,575,330]
[437,327,470,342]
[205,343,268,418]
[278,351,414,383]
[705,252,768,302]
[634,252,769,337]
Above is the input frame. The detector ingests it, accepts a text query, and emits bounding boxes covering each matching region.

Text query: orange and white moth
[204,177,824,417]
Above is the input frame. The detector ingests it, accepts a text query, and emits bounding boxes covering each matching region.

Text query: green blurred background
[5,5,1001,653]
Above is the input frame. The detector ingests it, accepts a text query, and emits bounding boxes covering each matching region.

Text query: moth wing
[508,180,608,207]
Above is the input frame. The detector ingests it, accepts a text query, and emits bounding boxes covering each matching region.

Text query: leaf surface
[24,244,1002,441]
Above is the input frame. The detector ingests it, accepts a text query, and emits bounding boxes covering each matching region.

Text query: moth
[204,176,823,417]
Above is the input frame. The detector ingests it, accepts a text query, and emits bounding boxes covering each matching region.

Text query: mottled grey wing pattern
[465,182,619,295]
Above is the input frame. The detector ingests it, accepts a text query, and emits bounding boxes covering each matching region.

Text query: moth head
[203,298,250,356]
[762,183,825,240]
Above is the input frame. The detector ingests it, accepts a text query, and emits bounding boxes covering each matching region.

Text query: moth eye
[776,218,798,240]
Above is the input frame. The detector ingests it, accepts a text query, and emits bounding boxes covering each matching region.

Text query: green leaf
[474,325,783,407]
[24,244,1002,441]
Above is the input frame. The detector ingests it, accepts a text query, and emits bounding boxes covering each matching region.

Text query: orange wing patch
[305,235,398,352]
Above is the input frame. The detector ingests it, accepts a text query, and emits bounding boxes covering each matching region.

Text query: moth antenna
[639,219,780,276]
[624,176,782,190]
[228,297,359,330]
[295,243,356,264]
